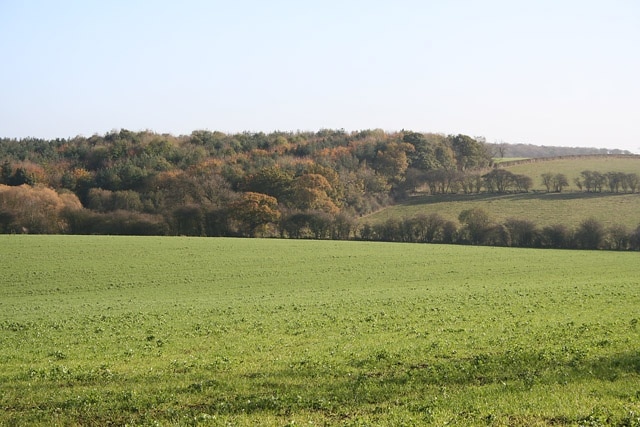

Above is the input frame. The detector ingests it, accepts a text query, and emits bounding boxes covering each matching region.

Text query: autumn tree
[304,163,344,204]
[374,142,414,182]
[229,192,280,237]
[0,184,82,233]
[340,166,390,215]
[291,174,340,214]
[242,166,294,202]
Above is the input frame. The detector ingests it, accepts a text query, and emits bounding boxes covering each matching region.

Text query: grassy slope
[1,235,639,426]
[501,156,640,190]
[365,192,640,229]
[365,156,640,229]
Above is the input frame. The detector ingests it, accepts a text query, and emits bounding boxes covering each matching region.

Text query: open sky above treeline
[1,1,639,153]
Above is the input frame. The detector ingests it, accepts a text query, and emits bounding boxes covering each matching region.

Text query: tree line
[360,209,640,251]
[0,129,492,236]
[1,129,639,250]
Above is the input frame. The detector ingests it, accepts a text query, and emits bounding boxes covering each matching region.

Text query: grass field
[492,157,529,164]
[1,235,640,426]
[364,192,640,230]
[365,156,640,230]
[500,156,640,192]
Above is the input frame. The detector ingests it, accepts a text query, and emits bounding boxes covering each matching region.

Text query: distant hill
[363,155,640,233]
[487,142,632,159]
[498,155,640,186]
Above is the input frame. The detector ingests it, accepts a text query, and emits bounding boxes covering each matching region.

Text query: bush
[574,218,605,250]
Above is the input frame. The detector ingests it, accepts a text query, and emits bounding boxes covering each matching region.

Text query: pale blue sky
[1,1,639,152]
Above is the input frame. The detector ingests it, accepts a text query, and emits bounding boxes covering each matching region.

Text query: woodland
[1,129,638,249]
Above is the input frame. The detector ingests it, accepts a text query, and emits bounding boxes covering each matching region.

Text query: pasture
[500,156,640,192]
[365,192,640,230]
[365,156,640,230]
[1,235,639,426]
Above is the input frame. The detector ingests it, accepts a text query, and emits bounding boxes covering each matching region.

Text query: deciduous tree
[574,218,605,250]
[230,192,281,237]
[291,174,339,214]
[504,218,538,247]
[458,208,492,244]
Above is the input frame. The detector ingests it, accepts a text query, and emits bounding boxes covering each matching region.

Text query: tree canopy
[1,129,639,250]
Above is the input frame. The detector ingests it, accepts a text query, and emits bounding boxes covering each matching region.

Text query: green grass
[365,156,640,229]
[1,235,640,426]
[492,157,529,164]
[501,156,640,191]
[364,192,640,229]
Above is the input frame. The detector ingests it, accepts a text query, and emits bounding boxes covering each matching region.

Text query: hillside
[364,192,640,230]
[362,155,640,246]
[487,142,632,158]
[499,155,640,190]
[0,129,492,237]
[1,130,639,249]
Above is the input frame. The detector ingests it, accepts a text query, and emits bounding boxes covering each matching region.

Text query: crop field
[365,192,640,230]
[1,236,640,426]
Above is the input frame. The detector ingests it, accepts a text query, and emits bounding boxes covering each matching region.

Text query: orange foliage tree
[0,184,82,233]
[291,174,340,214]
[229,192,280,237]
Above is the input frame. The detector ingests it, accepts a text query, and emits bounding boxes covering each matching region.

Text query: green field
[501,156,640,192]
[492,157,529,164]
[365,156,640,230]
[1,236,640,426]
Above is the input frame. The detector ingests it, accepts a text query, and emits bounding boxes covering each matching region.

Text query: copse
[573,170,640,193]
[541,172,569,192]
[0,129,498,235]
[482,169,532,193]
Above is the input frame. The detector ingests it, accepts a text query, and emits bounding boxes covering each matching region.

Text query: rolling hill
[364,156,640,230]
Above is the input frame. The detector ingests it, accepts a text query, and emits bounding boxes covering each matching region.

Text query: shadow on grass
[10,350,639,424]
[172,349,640,417]
[405,191,634,206]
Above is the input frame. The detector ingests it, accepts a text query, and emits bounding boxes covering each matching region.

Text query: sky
[1,1,639,152]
